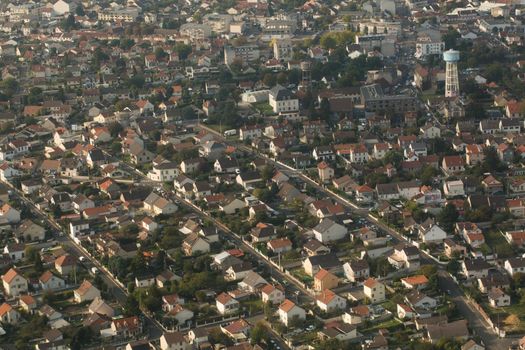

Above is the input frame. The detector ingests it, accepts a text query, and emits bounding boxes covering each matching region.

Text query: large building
[224,45,260,65]
[269,85,299,116]
[360,84,419,113]
[415,35,445,58]
[98,6,139,22]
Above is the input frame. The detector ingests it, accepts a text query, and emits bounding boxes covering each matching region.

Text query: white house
[312,219,347,243]
[504,257,525,276]
[216,293,239,315]
[39,271,65,291]
[363,278,385,303]
[1,268,28,296]
[418,223,447,243]
[74,280,101,303]
[316,289,347,313]
[278,299,306,326]
[159,331,191,350]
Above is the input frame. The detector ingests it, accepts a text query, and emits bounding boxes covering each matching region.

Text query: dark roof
[305,253,340,269]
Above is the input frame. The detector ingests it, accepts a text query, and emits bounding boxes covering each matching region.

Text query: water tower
[300,61,311,91]
[443,49,460,98]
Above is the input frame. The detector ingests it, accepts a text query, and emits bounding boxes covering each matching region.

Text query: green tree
[124,294,140,316]
[438,203,459,233]
[250,322,268,345]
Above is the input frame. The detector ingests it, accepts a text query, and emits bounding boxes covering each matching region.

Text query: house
[19,295,37,313]
[317,161,334,183]
[397,303,415,320]
[0,203,20,223]
[363,278,385,303]
[278,299,306,326]
[303,239,331,256]
[420,124,441,139]
[303,253,341,276]
[0,303,20,324]
[405,290,437,310]
[110,316,142,339]
[316,289,346,312]
[418,222,447,243]
[318,321,357,342]
[214,158,238,173]
[444,239,467,258]
[462,340,485,350]
[39,271,65,291]
[220,198,246,215]
[2,268,28,296]
[426,319,469,344]
[478,271,510,294]
[220,319,252,341]
[239,125,263,141]
[250,223,276,243]
[505,230,525,247]
[143,192,177,215]
[216,293,239,315]
[159,331,191,350]
[182,234,210,256]
[238,271,268,293]
[462,259,491,279]
[15,220,46,242]
[442,155,465,175]
[135,275,155,288]
[313,218,347,243]
[314,269,339,291]
[488,287,510,307]
[401,275,429,289]
[236,171,262,190]
[74,280,101,303]
[162,294,185,312]
[261,284,285,305]
[343,259,370,282]
[267,238,293,254]
[388,244,420,270]
[166,304,194,325]
[4,243,25,262]
[504,257,525,276]
[148,162,179,182]
[443,180,465,198]
[481,175,503,195]
[356,185,375,203]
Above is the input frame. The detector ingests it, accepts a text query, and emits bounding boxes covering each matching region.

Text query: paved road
[438,271,513,350]
[198,124,511,350]
[1,181,164,339]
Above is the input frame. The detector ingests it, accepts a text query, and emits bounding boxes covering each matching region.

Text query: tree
[108,122,123,137]
[75,4,85,16]
[263,73,277,87]
[261,165,275,182]
[174,43,192,60]
[438,204,459,233]
[61,14,77,31]
[320,35,337,50]
[124,294,140,316]
[71,327,93,350]
[250,322,268,345]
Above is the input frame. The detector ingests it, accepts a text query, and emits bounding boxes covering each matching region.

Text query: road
[198,124,511,350]
[124,158,315,305]
[1,181,164,339]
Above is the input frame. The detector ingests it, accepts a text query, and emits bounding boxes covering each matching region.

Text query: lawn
[482,300,525,333]
[360,318,402,333]
[484,230,515,258]
[290,268,313,285]
[241,299,264,314]
[252,102,274,116]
